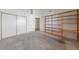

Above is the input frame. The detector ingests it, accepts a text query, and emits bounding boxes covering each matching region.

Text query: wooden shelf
[45,24,51,25]
[51,32,62,37]
[46,18,51,19]
[63,29,77,33]
[45,10,78,42]
[45,27,51,28]
[51,31,62,33]
[53,10,77,16]
[52,24,62,25]
[46,21,50,22]
[46,32,52,34]
[63,19,77,23]
[45,29,51,30]
[52,19,62,21]
[45,10,77,17]
[52,28,62,29]
[53,14,77,18]
[62,18,77,20]
[63,21,77,24]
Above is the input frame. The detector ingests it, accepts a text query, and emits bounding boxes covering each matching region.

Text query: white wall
[17,16,27,34]
[27,15,35,32]
[0,9,29,16]
[2,14,16,38]
[40,16,45,31]
[0,12,1,40]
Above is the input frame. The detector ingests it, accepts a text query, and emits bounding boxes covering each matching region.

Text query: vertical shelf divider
[51,15,53,34]
[77,10,79,41]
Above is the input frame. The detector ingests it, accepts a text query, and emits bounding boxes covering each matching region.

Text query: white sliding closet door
[17,16,26,35]
[0,12,1,40]
[2,14,16,38]
[27,15,35,32]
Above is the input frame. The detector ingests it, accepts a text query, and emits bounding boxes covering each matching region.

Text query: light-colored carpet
[0,32,79,50]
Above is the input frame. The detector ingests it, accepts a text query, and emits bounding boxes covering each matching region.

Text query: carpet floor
[0,32,79,50]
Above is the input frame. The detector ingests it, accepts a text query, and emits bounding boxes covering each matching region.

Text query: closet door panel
[17,16,26,34]
[2,14,16,38]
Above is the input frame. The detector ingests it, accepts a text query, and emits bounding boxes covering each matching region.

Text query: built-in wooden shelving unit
[45,9,79,42]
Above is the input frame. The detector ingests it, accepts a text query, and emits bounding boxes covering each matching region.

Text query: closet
[45,10,79,41]
[0,12,27,39]
[2,14,16,38]
[17,16,27,35]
